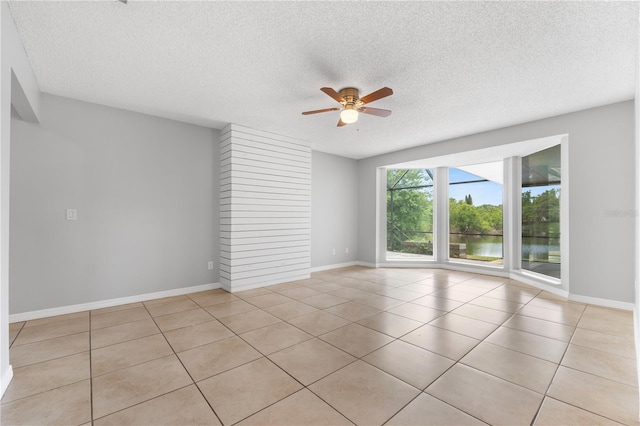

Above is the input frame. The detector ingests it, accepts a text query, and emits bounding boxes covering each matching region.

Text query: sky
[448,168,559,206]
[449,168,502,206]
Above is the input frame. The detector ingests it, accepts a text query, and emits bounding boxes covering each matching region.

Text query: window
[386,169,434,261]
[448,163,503,265]
[380,136,565,286]
[521,145,561,278]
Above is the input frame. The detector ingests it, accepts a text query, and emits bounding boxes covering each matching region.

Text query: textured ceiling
[7,1,638,159]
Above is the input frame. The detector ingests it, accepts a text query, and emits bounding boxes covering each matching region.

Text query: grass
[465,255,502,262]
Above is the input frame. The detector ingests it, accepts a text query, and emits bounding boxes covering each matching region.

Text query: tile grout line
[144,297,226,426]
[387,284,542,424]
[88,311,94,425]
[10,329,88,348]
[100,281,621,425]
[92,280,500,421]
[92,299,222,423]
[567,338,637,361]
[218,284,416,425]
[301,299,459,424]
[7,268,637,425]
[374,339,478,425]
[301,385,358,426]
[8,321,26,349]
[311,271,491,424]
[406,277,540,424]
[574,323,638,340]
[534,394,629,425]
[556,364,640,390]
[1,316,91,408]
[0,376,89,406]
[90,381,195,423]
[115,276,556,422]
[189,290,357,425]
[528,300,586,425]
[87,300,224,423]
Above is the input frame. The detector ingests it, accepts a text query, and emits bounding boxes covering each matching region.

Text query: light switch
[66,209,77,221]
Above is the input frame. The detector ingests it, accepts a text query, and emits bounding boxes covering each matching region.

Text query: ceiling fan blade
[321,87,345,104]
[359,87,393,105]
[301,107,340,115]
[337,118,347,127]
[360,107,392,117]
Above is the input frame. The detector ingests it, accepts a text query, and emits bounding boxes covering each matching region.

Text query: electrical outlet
[207,261,214,270]
[66,209,77,221]
[332,248,336,255]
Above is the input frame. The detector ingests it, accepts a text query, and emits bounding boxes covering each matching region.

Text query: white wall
[9,93,219,314]
[358,101,636,304]
[635,5,640,395]
[219,124,311,291]
[311,151,359,269]
[1,0,40,398]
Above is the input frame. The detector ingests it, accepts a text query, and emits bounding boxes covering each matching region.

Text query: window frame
[378,134,568,291]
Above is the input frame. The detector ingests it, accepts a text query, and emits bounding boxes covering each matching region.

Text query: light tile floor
[2,267,639,425]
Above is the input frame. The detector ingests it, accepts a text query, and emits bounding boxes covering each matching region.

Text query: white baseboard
[9,283,220,323]
[568,294,634,311]
[356,261,377,268]
[441,263,509,278]
[359,261,510,278]
[339,261,632,311]
[223,274,310,293]
[374,262,434,268]
[634,308,640,403]
[1,365,13,399]
[310,261,359,273]
[509,272,569,298]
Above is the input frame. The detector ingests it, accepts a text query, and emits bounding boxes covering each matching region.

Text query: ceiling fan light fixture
[340,108,358,124]
[301,86,392,127]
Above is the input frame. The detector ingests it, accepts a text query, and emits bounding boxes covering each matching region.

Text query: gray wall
[2,0,42,395]
[635,10,640,373]
[358,101,636,304]
[9,93,219,314]
[312,151,359,268]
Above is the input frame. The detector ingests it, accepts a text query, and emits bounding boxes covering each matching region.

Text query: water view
[449,235,560,260]
[389,234,560,278]
[387,144,561,279]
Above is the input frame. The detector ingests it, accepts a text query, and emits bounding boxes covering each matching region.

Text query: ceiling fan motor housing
[301,86,392,126]
[339,87,361,107]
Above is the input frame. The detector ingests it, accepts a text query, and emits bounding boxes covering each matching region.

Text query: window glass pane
[387,169,434,261]
[449,168,485,184]
[522,145,561,278]
[448,162,503,265]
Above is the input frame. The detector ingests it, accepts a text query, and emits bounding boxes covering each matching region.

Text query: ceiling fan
[302,87,393,127]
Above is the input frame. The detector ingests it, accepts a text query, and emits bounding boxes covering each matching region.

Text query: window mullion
[503,157,522,272]
[434,167,449,264]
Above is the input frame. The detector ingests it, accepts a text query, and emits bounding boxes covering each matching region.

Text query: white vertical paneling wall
[219,124,311,292]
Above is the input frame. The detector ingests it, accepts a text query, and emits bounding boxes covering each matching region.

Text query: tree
[477,204,503,231]
[387,169,433,250]
[522,190,534,226]
[450,199,482,234]
[464,194,473,205]
[533,189,559,222]
[449,199,502,235]
[522,188,560,237]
